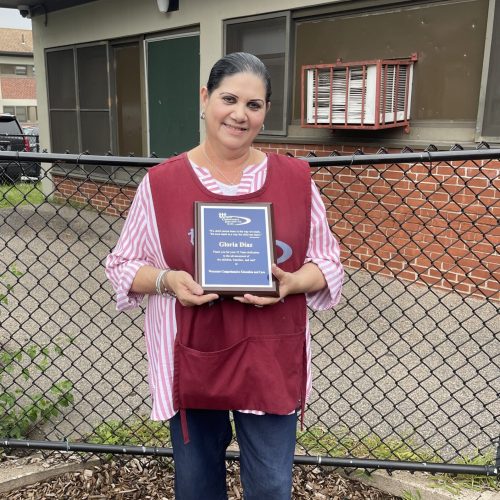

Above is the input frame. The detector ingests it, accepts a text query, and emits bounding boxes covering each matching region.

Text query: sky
[0,7,32,29]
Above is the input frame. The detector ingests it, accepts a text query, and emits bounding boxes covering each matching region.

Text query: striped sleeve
[305,179,344,310]
[105,174,161,311]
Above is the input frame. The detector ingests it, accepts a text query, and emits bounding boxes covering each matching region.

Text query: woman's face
[201,71,269,154]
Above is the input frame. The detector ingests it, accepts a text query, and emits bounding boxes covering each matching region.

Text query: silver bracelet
[155,270,167,296]
[155,269,176,297]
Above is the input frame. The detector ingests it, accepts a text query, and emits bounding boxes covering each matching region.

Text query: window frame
[2,105,33,123]
[475,0,499,143]
[15,106,28,122]
[45,42,114,177]
[45,37,148,182]
[224,11,291,137]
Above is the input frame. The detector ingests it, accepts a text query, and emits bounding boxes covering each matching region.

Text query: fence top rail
[1,148,500,167]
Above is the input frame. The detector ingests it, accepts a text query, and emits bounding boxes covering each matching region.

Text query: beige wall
[31,0,343,153]
[30,0,495,152]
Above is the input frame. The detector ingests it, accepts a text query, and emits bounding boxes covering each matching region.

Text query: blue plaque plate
[195,202,279,296]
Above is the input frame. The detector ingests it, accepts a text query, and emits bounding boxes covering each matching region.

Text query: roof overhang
[0,0,98,17]
[0,51,33,56]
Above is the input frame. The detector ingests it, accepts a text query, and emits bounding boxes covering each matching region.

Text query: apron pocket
[175,331,305,413]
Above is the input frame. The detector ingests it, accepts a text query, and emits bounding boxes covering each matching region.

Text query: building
[0,27,37,125]
[0,0,498,159]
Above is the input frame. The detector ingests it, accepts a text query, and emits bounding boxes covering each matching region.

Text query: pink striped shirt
[105,157,344,420]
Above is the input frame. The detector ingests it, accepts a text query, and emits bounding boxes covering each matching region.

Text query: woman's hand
[167,270,219,307]
[233,264,297,307]
[233,262,327,308]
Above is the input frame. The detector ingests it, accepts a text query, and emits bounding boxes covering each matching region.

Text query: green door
[147,34,200,157]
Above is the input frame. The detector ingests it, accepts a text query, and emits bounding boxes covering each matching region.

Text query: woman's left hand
[233,264,296,307]
[233,262,327,307]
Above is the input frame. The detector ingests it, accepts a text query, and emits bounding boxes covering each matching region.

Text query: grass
[428,452,499,494]
[297,426,499,493]
[297,425,435,462]
[87,419,499,495]
[0,182,46,208]
[0,182,100,213]
[401,490,422,500]
[89,415,171,448]
[89,419,498,494]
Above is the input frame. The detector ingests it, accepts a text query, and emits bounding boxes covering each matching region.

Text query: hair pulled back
[206,52,272,103]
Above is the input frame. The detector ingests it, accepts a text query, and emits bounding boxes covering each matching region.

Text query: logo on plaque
[218,212,252,226]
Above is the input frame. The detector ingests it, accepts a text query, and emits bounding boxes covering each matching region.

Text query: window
[0,65,15,75]
[47,43,112,176]
[2,105,33,124]
[77,45,111,154]
[47,47,87,154]
[477,0,500,141]
[28,106,38,122]
[46,40,143,176]
[15,65,28,75]
[293,0,489,130]
[47,44,112,159]
[15,106,28,123]
[225,13,290,135]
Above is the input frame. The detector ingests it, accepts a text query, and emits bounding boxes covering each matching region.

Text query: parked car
[0,114,41,183]
[22,126,40,151]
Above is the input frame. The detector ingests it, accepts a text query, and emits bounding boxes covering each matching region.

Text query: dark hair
[206,52,272,103]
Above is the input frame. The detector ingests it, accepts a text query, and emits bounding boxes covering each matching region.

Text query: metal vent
[302,55,417,131]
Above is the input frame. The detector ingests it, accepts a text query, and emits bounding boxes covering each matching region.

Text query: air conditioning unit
[301,55,417,131]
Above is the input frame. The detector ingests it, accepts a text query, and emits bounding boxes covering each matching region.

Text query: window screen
[50,110,79,153]
[77,45,109,110]
[15,106,28,123]
[46,45,112,160]
[47,49,76,109]
[481,0,500,139]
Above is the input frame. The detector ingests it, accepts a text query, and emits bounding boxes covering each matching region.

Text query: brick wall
[1,77,37,99]
[52,143,499,300]
[255,142,394,157]
[52,175,137,218]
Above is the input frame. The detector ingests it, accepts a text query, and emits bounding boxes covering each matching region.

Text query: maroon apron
[149,153,311,442]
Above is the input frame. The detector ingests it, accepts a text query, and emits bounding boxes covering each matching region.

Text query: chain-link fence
[0,147,498,478]
[0,135,40,184]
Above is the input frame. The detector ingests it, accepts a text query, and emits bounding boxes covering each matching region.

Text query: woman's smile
[201,71,267,152]
[223,122,249,133]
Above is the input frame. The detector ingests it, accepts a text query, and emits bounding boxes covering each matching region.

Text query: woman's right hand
[166,270,219,307]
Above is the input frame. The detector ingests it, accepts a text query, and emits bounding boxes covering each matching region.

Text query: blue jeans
[170,409,297,500]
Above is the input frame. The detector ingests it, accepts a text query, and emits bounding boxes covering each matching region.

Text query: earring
[261,123,265,131]
[200,111,205,120]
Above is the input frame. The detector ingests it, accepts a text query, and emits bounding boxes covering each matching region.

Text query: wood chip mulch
[1,458,400,499]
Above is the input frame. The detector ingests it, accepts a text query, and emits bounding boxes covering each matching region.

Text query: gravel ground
[0,455,399,499]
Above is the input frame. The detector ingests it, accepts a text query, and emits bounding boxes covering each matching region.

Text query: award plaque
[195,202,279,296]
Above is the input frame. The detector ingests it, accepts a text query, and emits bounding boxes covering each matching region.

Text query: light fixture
[156,0,179,13]
[17,4,32,18]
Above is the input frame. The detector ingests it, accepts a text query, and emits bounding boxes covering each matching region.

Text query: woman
[106,52,343,500]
